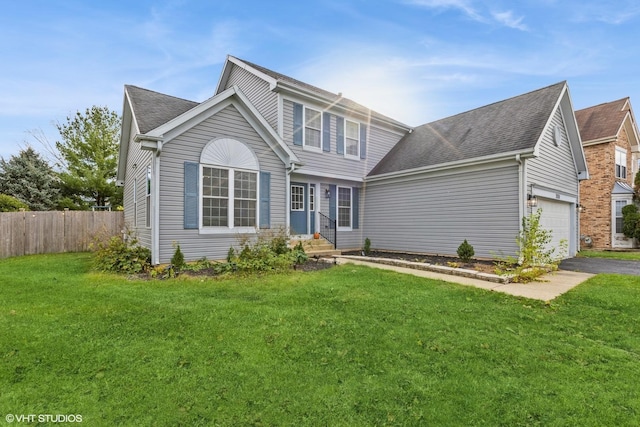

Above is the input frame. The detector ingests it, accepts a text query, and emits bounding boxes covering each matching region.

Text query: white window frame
[615,147,627,180]
[199,164,258,234]
[309,185,315,212]
[303,106,322,152]
[291,185,305,211]
[344,119,360,160]
[614,199,630,235]
[337,186,352,231]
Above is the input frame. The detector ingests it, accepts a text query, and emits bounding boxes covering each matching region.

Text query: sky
[2,0,640,161]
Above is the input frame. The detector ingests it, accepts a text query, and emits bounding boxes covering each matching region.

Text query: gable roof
[217,56,411,131]
[125,85,199,134]
[369,82,567,176]
[575,97,635,144]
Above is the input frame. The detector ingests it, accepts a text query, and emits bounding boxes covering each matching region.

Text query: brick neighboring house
[575,98,640,249]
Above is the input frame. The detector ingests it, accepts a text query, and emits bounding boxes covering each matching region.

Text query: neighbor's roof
[574,97,630,143]
[227,56,410,130]
[368,81,567,176]
[125,85,199,134]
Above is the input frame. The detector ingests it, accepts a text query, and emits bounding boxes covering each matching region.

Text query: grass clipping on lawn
[1,253,639,426]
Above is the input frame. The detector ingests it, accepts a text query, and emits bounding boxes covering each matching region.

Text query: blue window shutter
[293,103,303,146]
[322,112,331,152]
[360,124,367,159]
[329,184,337,221]
[352,187,359,229]
[336,116,344,154]
[259,171,271,229]
[184,162,199,229]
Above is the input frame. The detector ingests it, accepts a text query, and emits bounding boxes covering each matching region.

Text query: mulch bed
[342,250,497,275]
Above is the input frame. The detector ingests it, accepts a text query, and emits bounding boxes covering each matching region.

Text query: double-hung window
[304,107,322,150]
[345,120,359,158]
[202,166,257,229]
[615,200,628,234]
[615,148,627,179]
[337,187,352,229]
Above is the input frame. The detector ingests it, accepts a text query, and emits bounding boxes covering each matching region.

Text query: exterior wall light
[578,204,585,213]
[325,189,330,198]
[527,194,538,208]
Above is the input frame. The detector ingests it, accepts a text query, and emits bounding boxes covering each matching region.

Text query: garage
[535,198,573,259]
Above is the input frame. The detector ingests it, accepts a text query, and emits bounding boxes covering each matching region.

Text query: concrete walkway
[335,257,595,301]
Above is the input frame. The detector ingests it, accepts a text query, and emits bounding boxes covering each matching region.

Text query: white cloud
[405,0,484,22]
[492,10,528,31]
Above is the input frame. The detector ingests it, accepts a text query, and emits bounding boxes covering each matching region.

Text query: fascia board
[366,149,534,183]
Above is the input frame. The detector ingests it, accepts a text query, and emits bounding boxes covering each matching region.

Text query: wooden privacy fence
[0,211,125,259]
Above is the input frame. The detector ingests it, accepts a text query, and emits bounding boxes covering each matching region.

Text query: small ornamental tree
[457,239,475,263]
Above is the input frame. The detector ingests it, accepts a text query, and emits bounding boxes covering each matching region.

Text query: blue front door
[290,183,307,235]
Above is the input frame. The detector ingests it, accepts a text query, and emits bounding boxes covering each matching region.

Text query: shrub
[0,194,28,212]
[457,239,474,263]
[622,204,640,240]
[170,243,185,272]
[363,238,371,256]
[91,235,151,274]
[494,209,565,283]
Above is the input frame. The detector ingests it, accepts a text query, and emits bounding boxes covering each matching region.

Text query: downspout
[516,153,524,232]
[152,140,162,265]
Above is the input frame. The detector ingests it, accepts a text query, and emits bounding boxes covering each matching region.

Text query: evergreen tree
[0,147,59,211]
[55,106,122,209]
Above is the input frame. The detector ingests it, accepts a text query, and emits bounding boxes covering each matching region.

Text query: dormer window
[615,148,627,179]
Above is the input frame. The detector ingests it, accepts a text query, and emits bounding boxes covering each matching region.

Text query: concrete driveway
[559,257,640,275]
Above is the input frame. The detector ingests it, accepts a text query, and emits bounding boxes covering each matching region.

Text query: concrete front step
[290,237,340,257]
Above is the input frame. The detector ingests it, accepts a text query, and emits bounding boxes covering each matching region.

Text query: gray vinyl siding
[315,181,363,250]
[224,64,279,132]
[363,164,521,258]
[157,104,287,263]
[283,99,404,177]
[526,108,579,196]
[122,122,152,249]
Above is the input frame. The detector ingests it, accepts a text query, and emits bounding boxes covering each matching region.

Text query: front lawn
[1,253,639,426]
[578,249,640,260]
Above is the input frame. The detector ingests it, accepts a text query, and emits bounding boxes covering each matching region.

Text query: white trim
[152,157,160,265]
[531,187,577,204]
[294,168,364,183]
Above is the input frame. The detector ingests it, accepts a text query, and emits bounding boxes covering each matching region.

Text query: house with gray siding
[117,55,588,264]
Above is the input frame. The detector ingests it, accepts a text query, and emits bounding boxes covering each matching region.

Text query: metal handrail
[318,212,336,249]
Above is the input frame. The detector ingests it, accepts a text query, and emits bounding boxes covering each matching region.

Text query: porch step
[290,237,341,257]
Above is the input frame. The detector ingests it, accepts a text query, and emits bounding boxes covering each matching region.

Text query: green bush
[363,238,371,256]
[622,204,640,239]
[494,209,565,283]
[457,239,474,263]
[0,194,28,212]
[171,243,185,271]
[91,235,151,274]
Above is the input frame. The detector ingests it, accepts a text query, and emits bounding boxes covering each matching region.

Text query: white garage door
[536,198,571,259]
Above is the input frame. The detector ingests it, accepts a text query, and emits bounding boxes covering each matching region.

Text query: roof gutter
[366,148,535,183]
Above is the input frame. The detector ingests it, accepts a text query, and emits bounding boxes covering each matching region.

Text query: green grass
[578,250,640,260]
[2,253,640,426]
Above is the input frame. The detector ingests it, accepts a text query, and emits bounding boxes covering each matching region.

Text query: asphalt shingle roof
[126,85,199,134]
[368,81,566,176]
[575,97,629,143]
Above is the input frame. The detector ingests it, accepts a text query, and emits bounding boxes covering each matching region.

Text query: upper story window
[304,107,322,151]
[345,120,360,159]
[615,148,627,180]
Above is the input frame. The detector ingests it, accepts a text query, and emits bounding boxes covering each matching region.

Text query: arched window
[200,138,259,231]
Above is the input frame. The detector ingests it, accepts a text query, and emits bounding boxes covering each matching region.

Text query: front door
[613,198,633,248]
[290,183,307,235]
